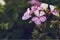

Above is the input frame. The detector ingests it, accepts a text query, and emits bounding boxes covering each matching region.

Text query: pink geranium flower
[22,7,46,25]
[32,16,46,25]
[52,9,59,16]
[32,10,46,25]
[49,5,59,16]
[22,0,59,25]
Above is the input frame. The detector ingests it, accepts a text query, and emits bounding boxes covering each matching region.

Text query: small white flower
[40,3,48,10]
[0,0,6,5]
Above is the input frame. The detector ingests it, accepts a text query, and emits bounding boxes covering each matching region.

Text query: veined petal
[52,10,59,16]
[22,12,31,20]
[22,8,31,20]
[32,17,41,25]
[34,20,41,25]
[39,11,45,16]
[40,3,48,10]
[39,16,46,22]
[32,17,39,21]
[34,10,40,16]
[49,5,55,11]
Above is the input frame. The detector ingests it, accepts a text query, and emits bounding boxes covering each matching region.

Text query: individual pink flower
[29,0,41,6]
[31,9,46,25]
[32,16,46,25]
[22,8,32,20]
[52,9,59,16]
[49,5,59,16]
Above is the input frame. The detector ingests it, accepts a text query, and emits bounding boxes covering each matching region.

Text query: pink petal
[22,12,31,20]
[37,6,44,10]
[29,10,34,14]
[39,16,46,22]
[52,10,59,16]
[34,10,40,16]
[39,11,45,16]
[31,17,39,21]
[31,6,37,11]
[34,20,41,25]
[22,8,31,20]
[31,17,41,25]
[29,0,40,6]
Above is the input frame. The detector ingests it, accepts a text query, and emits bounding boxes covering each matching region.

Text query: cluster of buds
[22,0,59,25]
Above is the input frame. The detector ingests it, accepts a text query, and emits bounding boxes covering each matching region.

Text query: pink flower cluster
[22,0,59,25]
